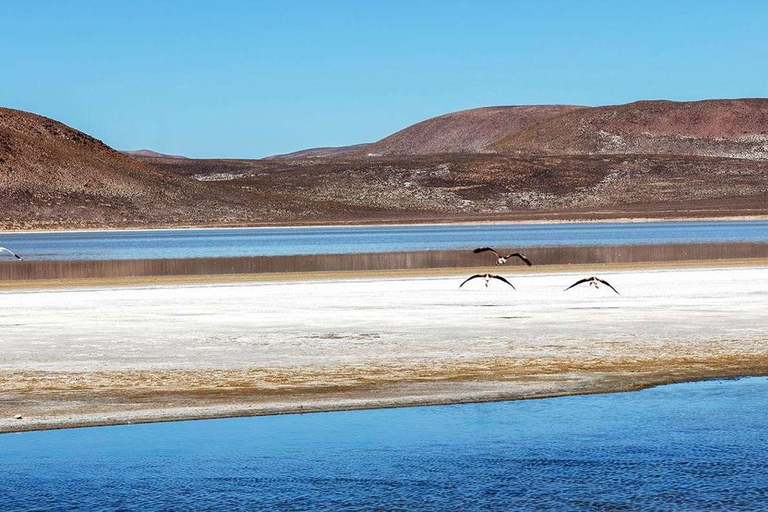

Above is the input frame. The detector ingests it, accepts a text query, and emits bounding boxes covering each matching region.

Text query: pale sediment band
[1,241,767,281]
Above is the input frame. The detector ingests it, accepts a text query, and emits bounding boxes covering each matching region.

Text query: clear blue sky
[2,1,766,158]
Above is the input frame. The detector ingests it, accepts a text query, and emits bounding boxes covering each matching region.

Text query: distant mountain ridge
[491,99,768,159]
[3,98,768,229]
[266,143,372,160]
[361,105,583,156]
[122,149,188,159]
[131,99,768,162]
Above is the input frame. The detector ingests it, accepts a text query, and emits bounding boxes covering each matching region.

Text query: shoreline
[3,367,767,435]
[1,213,767,235]
[2,264,767,434]
[2,258,768,291]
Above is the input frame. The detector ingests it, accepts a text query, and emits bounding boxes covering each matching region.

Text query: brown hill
[152,152,768,223]
[492,99,768,159]
[266,143,372,160]
[4,101,768,230]
[362,105,582,156]
[122,149,188,159]
[0,108,299,229]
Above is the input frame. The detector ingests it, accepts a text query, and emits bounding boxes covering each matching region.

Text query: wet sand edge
[3,363,767,434]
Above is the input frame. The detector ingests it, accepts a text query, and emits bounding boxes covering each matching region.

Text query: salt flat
[1,265,767,432]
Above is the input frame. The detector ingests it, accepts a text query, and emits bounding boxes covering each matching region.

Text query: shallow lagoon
[2,377,767,510]
[2,219,768,260]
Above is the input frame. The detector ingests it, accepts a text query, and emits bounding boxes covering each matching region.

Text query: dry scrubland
[2,264,767,432]
[3,99,768,229]
[153,153,768,220]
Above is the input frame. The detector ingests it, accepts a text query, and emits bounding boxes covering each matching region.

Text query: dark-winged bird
[460,273,516,289]
[473,247,531,266]
[0,247,22,260]
[564,276,620,295]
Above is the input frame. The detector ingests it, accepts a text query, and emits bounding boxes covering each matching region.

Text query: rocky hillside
[266,143,372,160]
[362,105,582,156]
[0,108,300,229]
[147,152,768,222]
[121,149,188,159]
[128,99,768,225]
[5,99,768,230]
[492,99,768,159]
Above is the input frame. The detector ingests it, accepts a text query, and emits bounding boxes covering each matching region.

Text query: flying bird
[460,273,516,289]
[564,276,620,295]
[473,247,532,266]
[0,247,22,260]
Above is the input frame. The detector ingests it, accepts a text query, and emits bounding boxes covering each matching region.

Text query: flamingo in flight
[564,276,620,295]
[460,273,516,290]
[0,247,22,261]
[473,247,531,266]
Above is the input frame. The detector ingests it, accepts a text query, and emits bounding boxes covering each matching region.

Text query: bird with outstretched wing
[473,247,532,266]
[459,273,516,289]
[0,247,22,260]
[564,276,620,295]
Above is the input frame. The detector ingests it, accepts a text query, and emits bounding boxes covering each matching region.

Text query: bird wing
[596,278,620,295]
[564,278,591,291]
[459,274,484,288]
[505,253,532,266]
[473,247,500,258]
[0,247,21,260]
[490,275,516,290]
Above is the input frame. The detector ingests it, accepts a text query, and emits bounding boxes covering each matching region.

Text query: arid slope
[147,152,768,221]
[266,143,372,160]
[362,105,582,156]
[0,108,303,229]
[4,99,768,230]
[121,149,188,159]
[493,99,768,159]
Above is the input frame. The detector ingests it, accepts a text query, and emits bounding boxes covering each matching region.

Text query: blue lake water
[1,220,767,261]
[1,377,767,510]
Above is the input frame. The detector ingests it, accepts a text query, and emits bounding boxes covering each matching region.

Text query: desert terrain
[2,99,768,230]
